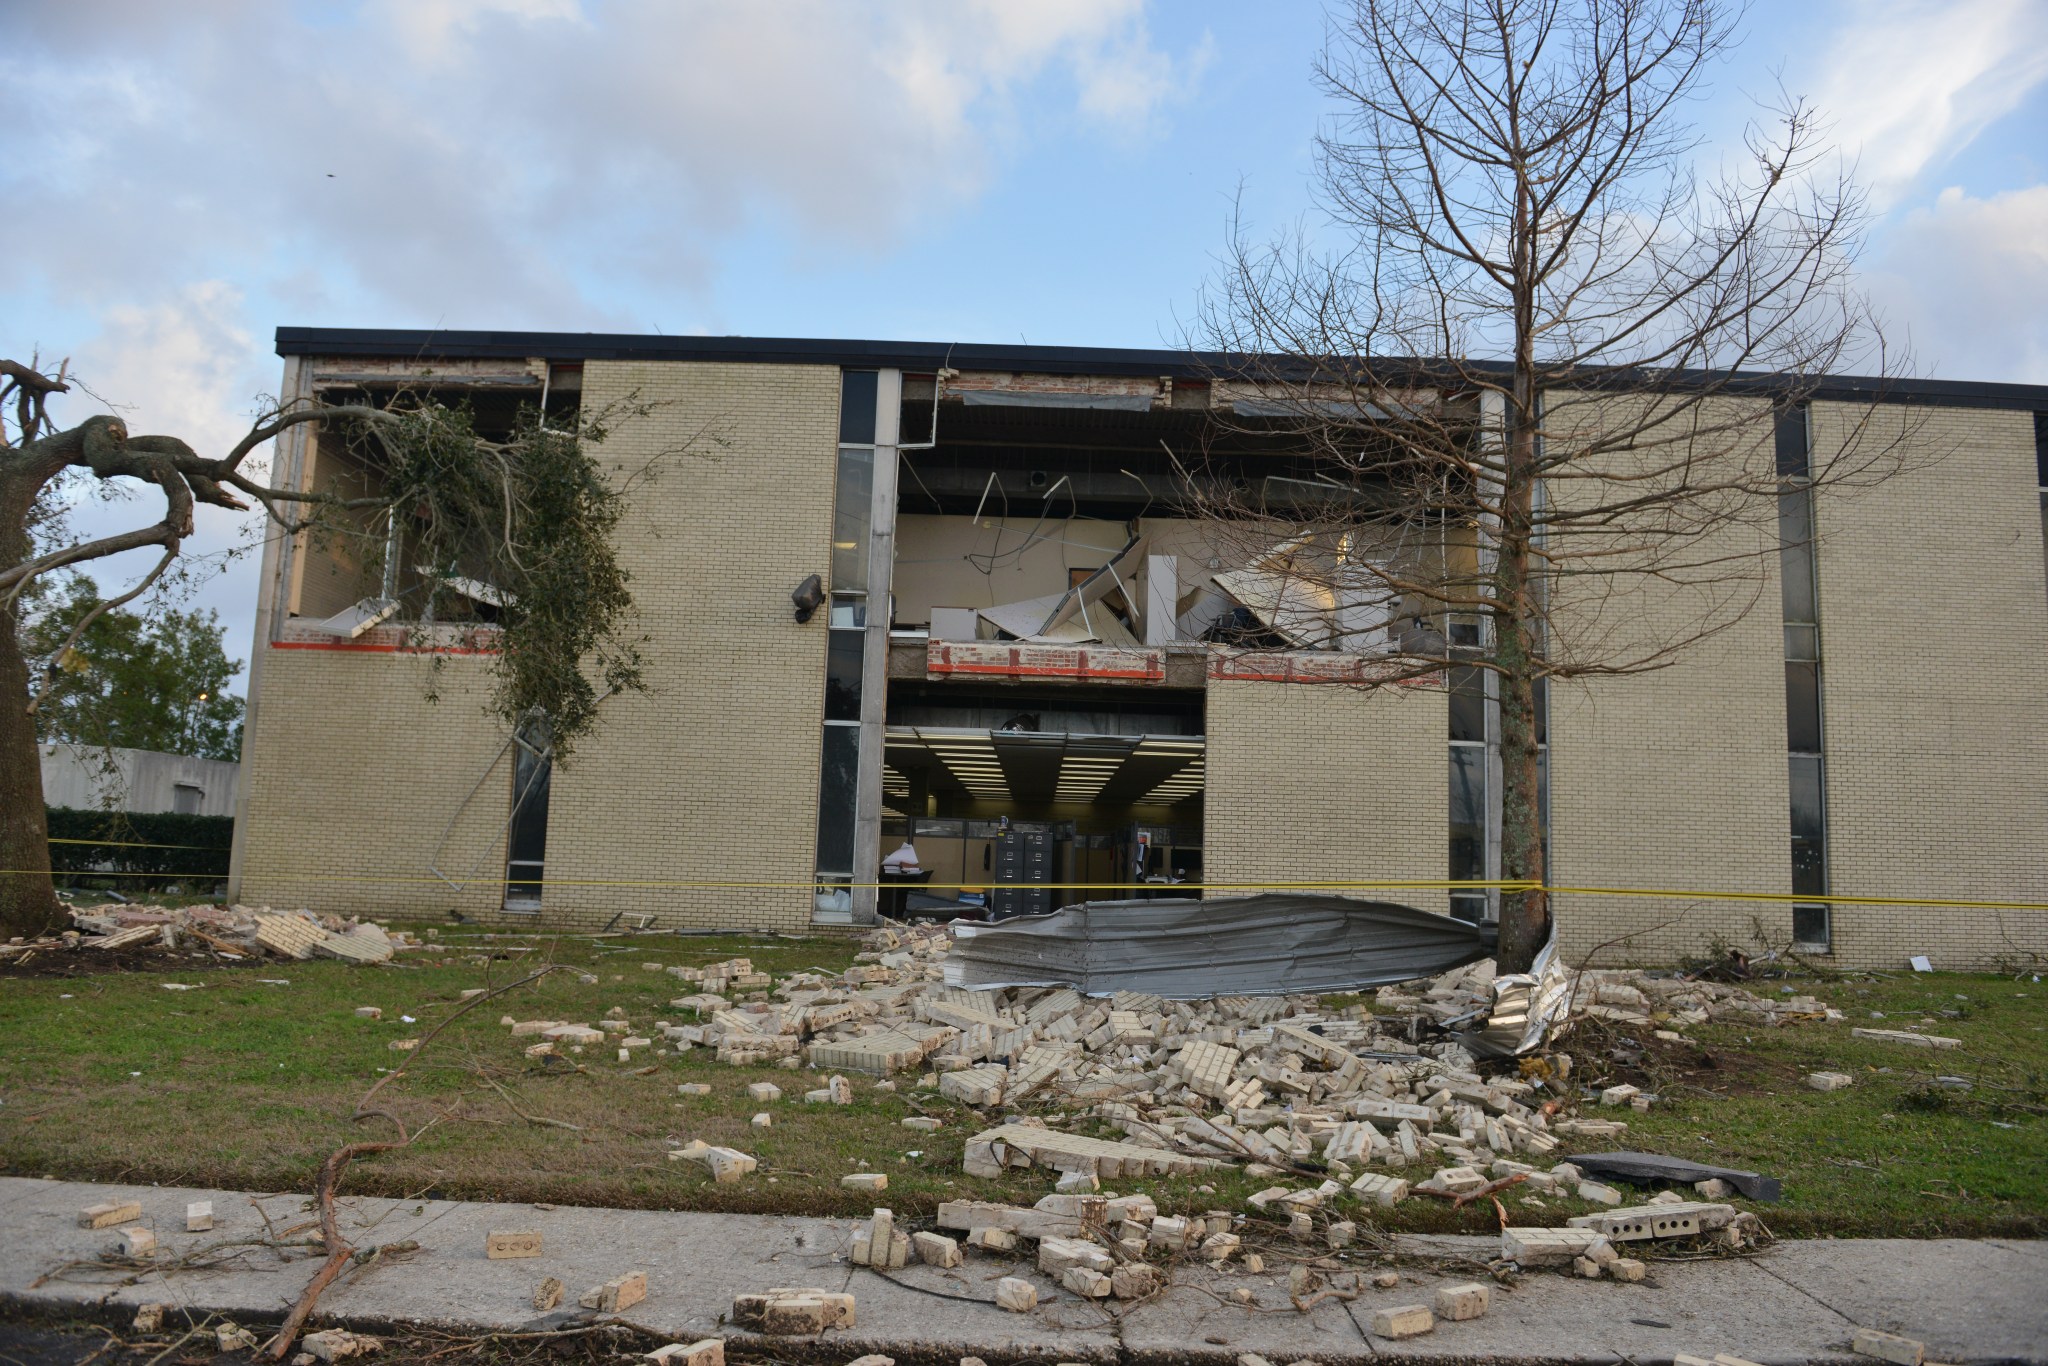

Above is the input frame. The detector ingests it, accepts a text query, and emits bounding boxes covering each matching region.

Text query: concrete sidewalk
[0,1178,2038,1365]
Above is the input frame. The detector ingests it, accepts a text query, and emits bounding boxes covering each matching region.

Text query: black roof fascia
[275,328,2048,411]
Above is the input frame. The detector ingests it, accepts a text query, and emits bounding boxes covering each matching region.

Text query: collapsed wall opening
[879,681,1203,919]
[861,378,1487,923]
[280,364,583,636]
[891,379,1484,653]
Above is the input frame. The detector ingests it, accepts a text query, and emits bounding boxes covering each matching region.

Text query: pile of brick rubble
[505,922,1830,1285]
[0,902,411,965]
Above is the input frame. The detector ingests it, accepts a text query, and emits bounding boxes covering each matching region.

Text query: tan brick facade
[1811,402,2048,966]
[238,647,510,918]
[1205,678,1449,915]
[533,360,840,930]
[241,360,843,929]
[235,341,2048,968]
[1542,396,1794,964]
[1546,603,1792,966]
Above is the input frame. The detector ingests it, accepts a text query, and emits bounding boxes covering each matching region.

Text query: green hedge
[46,807,234,888]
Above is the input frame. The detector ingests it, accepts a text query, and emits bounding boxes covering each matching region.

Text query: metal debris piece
[943,893,1493,997]
[1572,1152,1782,1203]
[1456,923,1571,1058]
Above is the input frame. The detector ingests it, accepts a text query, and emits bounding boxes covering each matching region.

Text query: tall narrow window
[506,713,552,910]
[1776,404,1829,951]
[814,370,878,917]
[1447,652,1547,924]
[1448,664,1488,923]
[2035,413,2047,593]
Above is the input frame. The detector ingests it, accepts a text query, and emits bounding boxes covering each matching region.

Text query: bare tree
[1191,0,1909,971]
[0,356,692,939]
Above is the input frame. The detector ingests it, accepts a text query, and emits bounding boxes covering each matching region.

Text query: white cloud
[0,2,1205,324]
[367,0,585,65]
[1864,183,2048,382]
[1805,0,2048,207]
[76,281,263,458]
[0,2,1209,686]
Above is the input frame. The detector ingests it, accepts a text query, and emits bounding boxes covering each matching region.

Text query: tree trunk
[0,597,59,940]
[1494,611,1549,972]
[1491,162,1551,976]
[1493,393,1549,972]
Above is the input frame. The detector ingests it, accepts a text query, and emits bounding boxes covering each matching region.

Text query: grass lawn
[0,928,2041,1238]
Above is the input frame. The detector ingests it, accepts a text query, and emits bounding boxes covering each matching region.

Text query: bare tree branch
[1186,0,1917,971]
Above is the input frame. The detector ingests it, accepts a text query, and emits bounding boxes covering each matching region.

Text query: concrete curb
[1,1178,2040,1365]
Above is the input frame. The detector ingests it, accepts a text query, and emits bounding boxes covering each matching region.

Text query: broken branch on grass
[475,1070,587,1131]
[1454,1172,1527,1207]
[268,966,561,1359]
[356,964,563,1115]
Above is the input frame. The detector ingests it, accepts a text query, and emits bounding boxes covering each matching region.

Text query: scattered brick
[486,1230,543,1260]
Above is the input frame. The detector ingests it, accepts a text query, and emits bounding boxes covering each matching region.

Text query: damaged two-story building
[227,329,2048,969]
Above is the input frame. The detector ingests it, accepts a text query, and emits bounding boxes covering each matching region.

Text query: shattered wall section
[286,432,389,623]
[1205,676,1448,913]
[240,360,843,930]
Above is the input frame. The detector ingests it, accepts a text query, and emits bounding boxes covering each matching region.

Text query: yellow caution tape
[8,867,2047,912]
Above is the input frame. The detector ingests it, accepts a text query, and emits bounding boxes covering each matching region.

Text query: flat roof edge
[274,328,2048,409]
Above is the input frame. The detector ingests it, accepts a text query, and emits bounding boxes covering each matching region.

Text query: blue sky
[5,0,2046,689]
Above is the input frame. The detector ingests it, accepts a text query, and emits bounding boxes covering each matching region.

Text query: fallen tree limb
[262,1134,404,1359]
[266,964,562,1358]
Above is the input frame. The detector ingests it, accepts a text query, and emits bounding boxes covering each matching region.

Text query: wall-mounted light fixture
[792,573,824,623]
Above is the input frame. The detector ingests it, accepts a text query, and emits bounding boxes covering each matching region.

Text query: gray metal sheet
[942,893,1493,997]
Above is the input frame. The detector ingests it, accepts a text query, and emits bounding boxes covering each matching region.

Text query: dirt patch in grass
[0,943,282,980]
[1562,1017,1810,1101]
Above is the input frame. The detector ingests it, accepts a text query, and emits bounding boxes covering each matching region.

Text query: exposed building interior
[865,374,1483,921]
[278,364,583,636]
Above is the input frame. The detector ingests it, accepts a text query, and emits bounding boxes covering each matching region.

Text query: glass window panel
[1791,903,1830,950]
[1792,838,1827,896]
[1788,753,1825,842]
[1449,832,1485,884]
[1785,661,1822,753]
[832,446,873,592]
[1778,485,1816,623]
[1774,405,1809,478]
[814,724,859,875]
[1783,623,1819,661]
[2035,412,2048,486]
[1449,666,1486,743]
[830,593,867,629]
[1449,893,1488,924]
[1449,745,1486,827]
[1533,674,1548,747]
[507,718,552,905]
[840,370,878,444]
[825,630,864,722]
[1449,745,1486,883]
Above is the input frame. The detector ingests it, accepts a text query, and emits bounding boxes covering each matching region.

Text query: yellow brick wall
[1545,395,1793,965]
[238,647,511,918]
[533,360,839,930]
[1811,401,2048,967]
[1205,679,1449,915]
[240,360,843,929]
[1546,614,1791,965]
